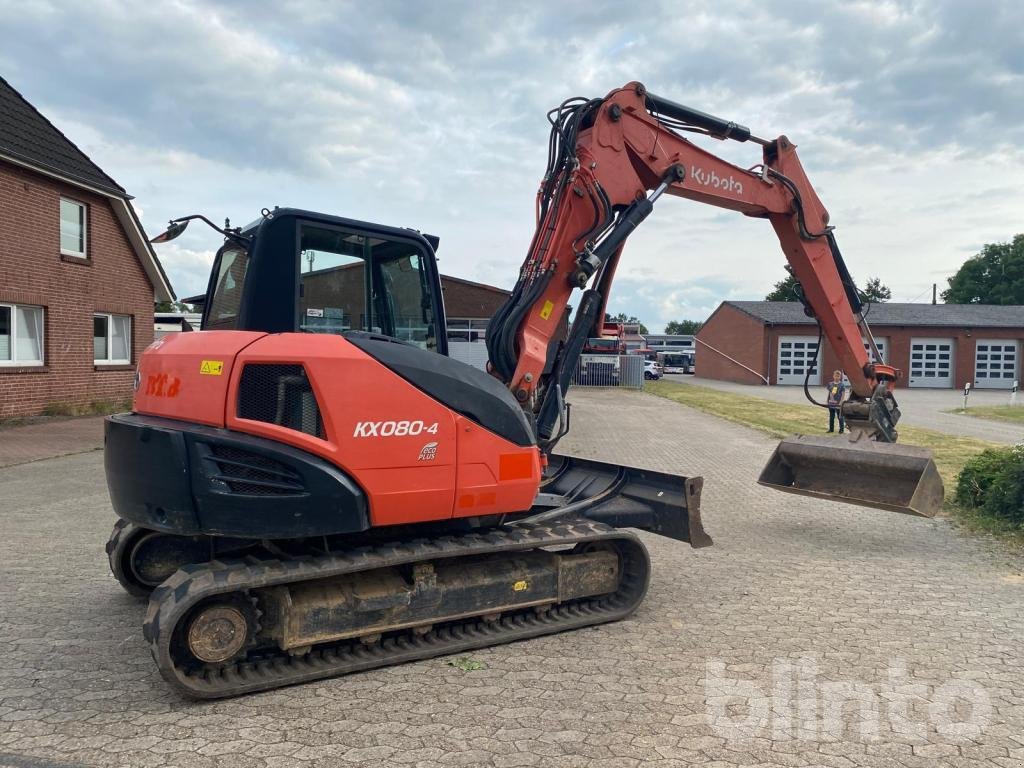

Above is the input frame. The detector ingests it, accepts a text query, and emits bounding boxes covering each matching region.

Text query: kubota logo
[691,166,743,195]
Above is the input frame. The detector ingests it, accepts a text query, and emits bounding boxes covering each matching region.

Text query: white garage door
[777,336,820,385]
[863,337,888,364]
[908,338,954,388]
[974,340,1018,389]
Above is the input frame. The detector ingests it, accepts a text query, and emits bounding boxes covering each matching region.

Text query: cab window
[298,223,437,349]
[205,246,249,330]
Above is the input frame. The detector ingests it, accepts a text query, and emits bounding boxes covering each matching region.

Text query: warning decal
[199,360,224,376]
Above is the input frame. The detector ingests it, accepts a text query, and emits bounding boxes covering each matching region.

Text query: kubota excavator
[105,82,944,698]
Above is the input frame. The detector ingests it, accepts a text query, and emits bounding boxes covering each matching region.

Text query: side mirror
[151,220,189,244]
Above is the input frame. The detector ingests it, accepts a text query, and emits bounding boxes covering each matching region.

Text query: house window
[446,318,488,343]
[60,198,87,256]
[0,303,45,366]
[94,313,131,364]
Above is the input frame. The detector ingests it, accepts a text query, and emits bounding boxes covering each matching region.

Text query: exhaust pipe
[758,434,944,518]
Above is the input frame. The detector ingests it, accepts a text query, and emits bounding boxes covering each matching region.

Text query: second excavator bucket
[758,434,944,518]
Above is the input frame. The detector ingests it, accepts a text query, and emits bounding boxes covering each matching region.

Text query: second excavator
[105,82,943,698]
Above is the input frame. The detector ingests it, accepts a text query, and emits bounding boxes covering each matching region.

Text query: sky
[2,0,1022,333]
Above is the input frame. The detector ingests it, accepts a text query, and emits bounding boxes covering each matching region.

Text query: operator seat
[344,332,535,447]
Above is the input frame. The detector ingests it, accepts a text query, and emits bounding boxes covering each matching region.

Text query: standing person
[826,370,847,433]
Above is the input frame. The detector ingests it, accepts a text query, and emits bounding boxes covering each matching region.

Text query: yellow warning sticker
[513,580,529,592]
[539,300,554,320]
[199,360,224,376]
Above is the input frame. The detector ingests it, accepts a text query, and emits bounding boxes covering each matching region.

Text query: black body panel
[345,332,536,448]
[104,413,369,538]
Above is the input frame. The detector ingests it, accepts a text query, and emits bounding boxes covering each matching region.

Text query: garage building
[696,301,1024,389]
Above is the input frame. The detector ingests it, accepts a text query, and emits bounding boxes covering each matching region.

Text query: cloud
[1,0,1022,330]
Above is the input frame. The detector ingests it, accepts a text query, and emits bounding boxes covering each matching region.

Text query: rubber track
[143,517,650,698]
[106,519,153,598]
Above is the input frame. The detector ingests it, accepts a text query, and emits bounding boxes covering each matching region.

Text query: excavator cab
[200,208,448,354]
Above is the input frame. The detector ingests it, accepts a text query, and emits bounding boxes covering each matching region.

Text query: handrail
[694,337,769,385]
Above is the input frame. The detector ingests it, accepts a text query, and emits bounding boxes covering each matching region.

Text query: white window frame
[0,302,45,367]
[94,313,132,365]
[445,317,488,343]
[60,197,88,257]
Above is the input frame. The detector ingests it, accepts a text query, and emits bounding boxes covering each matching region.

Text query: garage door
[908,338,954,388]
[777,336,820,385]
[863,337,888,364]
[974,340,1018,389]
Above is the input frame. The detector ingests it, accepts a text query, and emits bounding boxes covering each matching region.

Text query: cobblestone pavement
[1,389,1022,768]
[0,416,104,468]
[668,376,1024,445]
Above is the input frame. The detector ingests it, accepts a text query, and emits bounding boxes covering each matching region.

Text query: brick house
[0,76,173,418]
[696,301,1024,389]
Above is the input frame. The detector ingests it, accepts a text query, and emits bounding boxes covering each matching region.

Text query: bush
[954,445,1024,527]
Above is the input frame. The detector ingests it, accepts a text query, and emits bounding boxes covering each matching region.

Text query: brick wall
[441,278,509,318]
[694,303,768,384]
[758,323,1023,390]
[0,163,154,417]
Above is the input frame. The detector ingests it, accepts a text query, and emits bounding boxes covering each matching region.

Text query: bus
[657,350,694,375]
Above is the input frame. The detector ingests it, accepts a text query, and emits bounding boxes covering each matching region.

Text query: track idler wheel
[106,520,209,597]
[185,602,255,665]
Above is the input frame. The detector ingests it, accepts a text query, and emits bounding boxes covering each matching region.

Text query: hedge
[954,444,1024,527]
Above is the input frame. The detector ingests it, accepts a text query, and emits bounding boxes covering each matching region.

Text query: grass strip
[647,379,1023,545]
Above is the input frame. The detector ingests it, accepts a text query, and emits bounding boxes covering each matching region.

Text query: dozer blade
[535,453,713,547]
[757,434,944,518]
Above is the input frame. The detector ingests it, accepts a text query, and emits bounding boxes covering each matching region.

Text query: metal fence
[571,354,644,389]
[447,341,490,370]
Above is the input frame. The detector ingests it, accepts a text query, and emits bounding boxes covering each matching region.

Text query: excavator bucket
[535,454,713,547]
[758,435,944,518]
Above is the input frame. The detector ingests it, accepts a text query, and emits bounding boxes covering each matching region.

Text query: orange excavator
[105,82,943,698]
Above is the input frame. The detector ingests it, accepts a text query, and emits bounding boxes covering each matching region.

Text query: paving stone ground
[0,416,104,468]
[1,389,1022,768]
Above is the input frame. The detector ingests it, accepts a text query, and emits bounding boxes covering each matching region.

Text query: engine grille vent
[237,364,325,439]
[208,444,305,496]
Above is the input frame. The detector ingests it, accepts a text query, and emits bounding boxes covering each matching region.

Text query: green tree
[942,234,1024,304]
[765,268,893,303]
[664,320,704,334]
[605,312,649,335]
[861,277,892,302]
[155,300,196,313]
[765,269,800,301]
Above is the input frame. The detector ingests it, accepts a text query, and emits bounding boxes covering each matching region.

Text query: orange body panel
[452,414,541,519]
[136,331,542,528]
[133,331,266,427]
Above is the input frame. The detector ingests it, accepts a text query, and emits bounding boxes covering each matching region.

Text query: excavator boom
[487,82,942,516]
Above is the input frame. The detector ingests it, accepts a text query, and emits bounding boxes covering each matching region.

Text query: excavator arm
[488,82,942,516]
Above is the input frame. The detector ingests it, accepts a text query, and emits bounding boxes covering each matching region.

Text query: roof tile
[0,76,124,195]
[726,301,1024,328]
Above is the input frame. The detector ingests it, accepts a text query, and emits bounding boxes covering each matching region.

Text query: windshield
[298,223,437,349]
[587,338,618,351]
[204,246,249,330]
